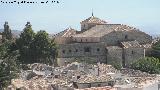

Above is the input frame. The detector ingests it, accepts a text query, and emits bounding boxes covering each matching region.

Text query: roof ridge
[81,16,107,24]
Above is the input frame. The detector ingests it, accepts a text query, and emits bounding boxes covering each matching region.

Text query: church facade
[54,15,152,67]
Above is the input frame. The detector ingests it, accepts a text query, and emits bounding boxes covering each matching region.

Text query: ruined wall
[100,30,152,46]
[77,82,108,89]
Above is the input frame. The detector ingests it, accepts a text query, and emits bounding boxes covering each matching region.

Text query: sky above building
[0,0,160,35]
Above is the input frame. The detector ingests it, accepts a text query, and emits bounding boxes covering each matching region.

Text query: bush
[130,57,160,74]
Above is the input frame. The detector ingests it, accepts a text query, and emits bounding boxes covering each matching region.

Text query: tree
[110,61,122,70]
[2,22,12,41]
[152,40,160,50]
[31,30,57,65]
[16,22,57,65]
[0,41,20,89]
[0,51,20,89]
[16,22,35,64]
[0,40,16,59]
[151,40,160,59]
[130,57,160,74]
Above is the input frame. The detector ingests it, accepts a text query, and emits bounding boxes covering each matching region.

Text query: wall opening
[131,51,134,54]
[81,39,82,42]
[125,35,128,39]
[62,50,65,54]
[98,84,101,87]
[84,47,91,52]
[97,48,100,52]
[75,49,78,52]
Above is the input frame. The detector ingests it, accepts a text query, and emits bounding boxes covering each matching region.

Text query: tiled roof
[54,27,77,37]
[121,40,141,48]
[106,46,122,50]
[142,44,152,48]
[73,24,135,37]
[81,16,107,24]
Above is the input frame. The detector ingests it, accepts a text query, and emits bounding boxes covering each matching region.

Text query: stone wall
[106,46,123,66]
[58,43,106,58]
[57,56,106,66]
[123,47,145,67]
[57,43,145,67]
[100,30,152,46]
[106,46,145,67]
[81,23,97,32]
[77,82,108,89]
[54,37,73,44]
[72,37,100,43]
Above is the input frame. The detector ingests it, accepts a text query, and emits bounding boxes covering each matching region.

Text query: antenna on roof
[92,9,94,17]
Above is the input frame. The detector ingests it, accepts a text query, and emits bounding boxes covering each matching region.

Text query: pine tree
[16,22,35,64]
[31,30,57,65]
[2,22,12,41]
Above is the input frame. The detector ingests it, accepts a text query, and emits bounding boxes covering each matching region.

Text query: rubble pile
[7,62,160,90]
[120,69,155,77]
[98,63,118,74]
[77,74,112,83]
[76,86,116,90]
[10,77,71,90]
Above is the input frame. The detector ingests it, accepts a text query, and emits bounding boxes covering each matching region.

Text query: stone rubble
[7,62,160,90]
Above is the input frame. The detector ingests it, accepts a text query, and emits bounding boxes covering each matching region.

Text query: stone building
[54,14,152,67]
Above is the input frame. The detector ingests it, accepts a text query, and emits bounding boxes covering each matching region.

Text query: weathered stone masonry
[54,15,152,67]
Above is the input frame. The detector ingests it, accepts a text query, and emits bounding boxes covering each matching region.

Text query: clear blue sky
[0,0,160,34]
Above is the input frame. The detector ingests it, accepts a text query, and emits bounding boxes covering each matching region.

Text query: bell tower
[80,13,107,32]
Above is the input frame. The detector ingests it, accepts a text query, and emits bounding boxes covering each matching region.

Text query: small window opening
[77,76,80,79]
[75,49,78,52]
[84,47,90,52]
[62,50,65,54]
[97,48,100,52]
[98,84,101,87]
[132,51,134,54]
[125,35,128,39]
[81,39,82,42]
